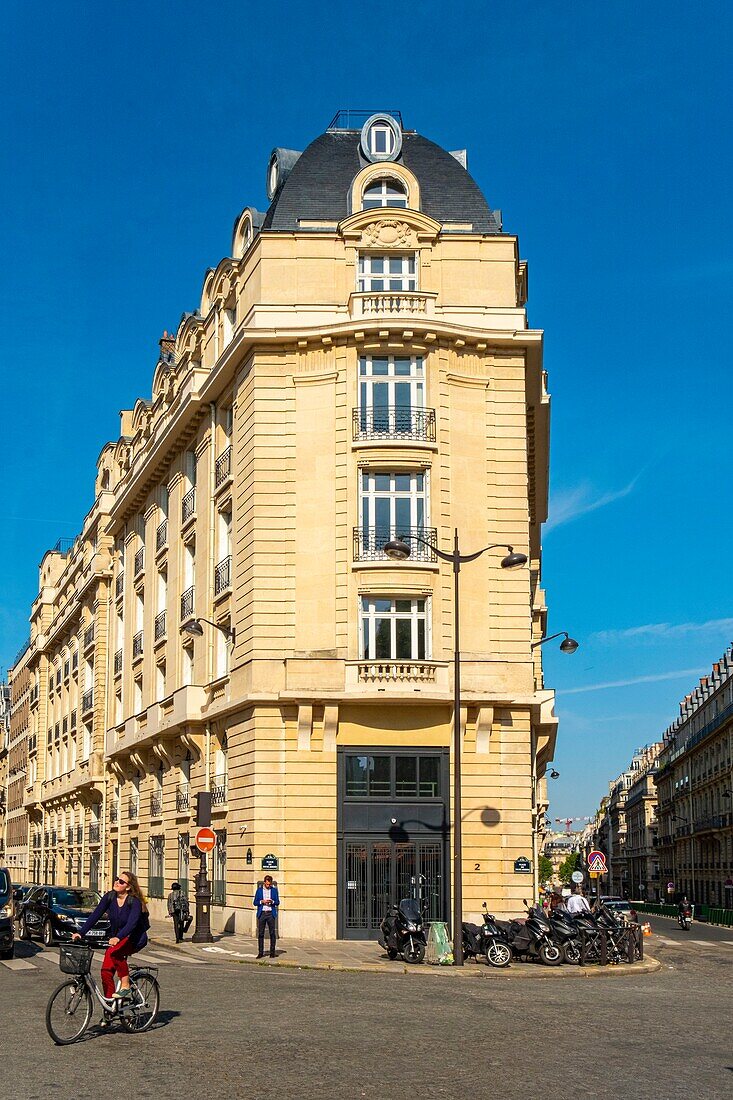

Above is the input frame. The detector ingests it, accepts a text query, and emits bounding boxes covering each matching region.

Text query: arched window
[362,177,408,210]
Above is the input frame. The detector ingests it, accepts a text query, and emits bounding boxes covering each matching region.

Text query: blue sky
[1,2,731,821]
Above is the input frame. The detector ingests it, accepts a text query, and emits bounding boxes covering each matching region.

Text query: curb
[150,937,660,979]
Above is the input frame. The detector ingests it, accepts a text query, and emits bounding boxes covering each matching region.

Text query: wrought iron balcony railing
[83,624,95,649]
[182,487,196,524]
[129,797,139,821]
[352,406,436,443]
[114,649,123,675]
[134,547,145,577]
[211,774,228,806]
[176,784,190,813]
[156,519,168,552]
[109,801,118,824]
[353,526,437,563]
[214,556,232,596]
[67,827,74,846]
[70,709,77,730]
[88,823,101,844]
[181,586,195,622]
[215,446,232,489]
[132,631,144,660]
[81,688,94,714]
[30,685,39,706]
[155,611,167,642]
[76,825,83,845]
[150,793,163,818]
[72,651,78,672]
[115,572,124,598]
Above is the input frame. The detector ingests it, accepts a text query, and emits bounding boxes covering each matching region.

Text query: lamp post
[181,617,235,943]
[531,631,579,654]
[384,528,527,965]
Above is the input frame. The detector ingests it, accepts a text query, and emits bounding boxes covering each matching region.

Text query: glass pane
[415,473,424,491]
[395,498,411,532]
[394,358,412,376]
[371,279,384,291]
[395,599,412,612]
[415,599,426,612]
[372,382,389,414]
[362,618,370,658]
[374,474,390,491]
[416,498,424,527]
[371,357,389,375]
[394,382,412,412]
[388,279,404,290]
[370,756,391,796]
[417,619,425,659]
[373,129,387,153]
[372,598,391,612]
[394,474,411,492]
[395,756,418,797]
[389,257,403,274]
[359,357,368,377]
[375,497,391,529]
[395,617,411,658]
[374,618,391,658]
[408,256,415,274]
[419,757,440,797]
[346,756,369,796]
[361,496,369,530]
[362,198,382,210]
[370,257,384,274]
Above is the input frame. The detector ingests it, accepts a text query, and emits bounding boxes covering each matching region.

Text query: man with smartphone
[253,874,280,958]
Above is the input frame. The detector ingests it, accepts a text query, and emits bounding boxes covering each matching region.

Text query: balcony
[693,814,729,834]
[132,631,144,661]
[83,624,95,650]
[154,611,167,643]
[72,651,78,673]
[116,572,124,599]
[109,801,118,824]
[76,825,83,845]
[114,649,123,676]
[66,827,74,846]
[63,660,70,681]
[27,733,37,754]
[176,784,190,813]
[182,487,196,525]
[81,688,94,714]
[349,290,437,318]
[215,446,232,490]
[156,519,168,553]
[134,547,145,577]
[128,796,139,821]
[150,793,163,818]
[214,556,232,596]
[352,406,436,444]
[355,660,441,685]
[211,774,228,807]
[353,526,437,564]
[30,684,39,707]
[88,823,101,845]
[181,586,195,623]
[70,709,77,731]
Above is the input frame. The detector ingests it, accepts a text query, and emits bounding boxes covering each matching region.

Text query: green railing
[633,901,733,927]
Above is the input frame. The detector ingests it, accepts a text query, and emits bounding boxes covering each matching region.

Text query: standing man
[167,881,191,943]
[566,886,591,915]
[253,874,280,958]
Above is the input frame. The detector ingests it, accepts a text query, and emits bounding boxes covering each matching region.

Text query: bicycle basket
[59,944,94,975]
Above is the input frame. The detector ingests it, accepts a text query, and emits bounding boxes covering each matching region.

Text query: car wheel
[18,915,31,940]
[42,919,55,947]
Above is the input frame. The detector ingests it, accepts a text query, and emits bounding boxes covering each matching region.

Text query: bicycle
[45,940,160,1045]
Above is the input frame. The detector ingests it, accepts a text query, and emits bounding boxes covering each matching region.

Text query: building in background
[0,679,10,864]
[6,110,560,938]
[655,648,733,907]
[5,642,32,878]
[590,744,662,898]
[624,745,663,901]
[543,830,579,881]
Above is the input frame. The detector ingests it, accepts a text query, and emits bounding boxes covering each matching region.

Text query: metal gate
[343,838,444,938]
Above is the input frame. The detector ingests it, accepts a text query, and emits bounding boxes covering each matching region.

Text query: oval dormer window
[360,114,403,164]
[268,156,279,197]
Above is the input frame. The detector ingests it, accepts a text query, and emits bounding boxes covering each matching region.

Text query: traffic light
[195,791,211,827]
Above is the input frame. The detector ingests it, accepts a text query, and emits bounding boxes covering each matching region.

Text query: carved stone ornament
[363,220,414,248]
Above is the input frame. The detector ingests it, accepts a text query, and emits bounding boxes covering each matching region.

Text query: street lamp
[383,528,527,966]
[531,631,579,654]
[549,769,560,780]
[181,617,236,645]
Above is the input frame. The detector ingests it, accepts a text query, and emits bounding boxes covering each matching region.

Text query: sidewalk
[149,919,660,979]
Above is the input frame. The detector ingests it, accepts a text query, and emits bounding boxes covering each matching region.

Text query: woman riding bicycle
[72,870,149,1002]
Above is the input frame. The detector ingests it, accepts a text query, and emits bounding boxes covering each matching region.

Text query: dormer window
[370,123,394,156]
[362,178,408,210]
[360,113,403,163]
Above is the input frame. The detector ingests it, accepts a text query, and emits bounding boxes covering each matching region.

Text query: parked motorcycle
[462,903,512,968]
[379,899,427,963]
[496,901,563,966]
[547,907,582,964]
[678,906,692,931]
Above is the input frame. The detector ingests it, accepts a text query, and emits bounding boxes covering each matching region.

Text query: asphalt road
[1,923,732,1100]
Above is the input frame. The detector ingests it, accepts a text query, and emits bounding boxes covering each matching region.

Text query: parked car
[17,885,110,947]
[0,869,14,959]
[12,883,37,910]
[600,898,638,923]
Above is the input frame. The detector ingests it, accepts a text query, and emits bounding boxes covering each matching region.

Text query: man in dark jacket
[167,881,192,942]
[253,875,280,958]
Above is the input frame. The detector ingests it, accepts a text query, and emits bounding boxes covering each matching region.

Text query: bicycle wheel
[120,972,160,1033]
[46,979,93,1045]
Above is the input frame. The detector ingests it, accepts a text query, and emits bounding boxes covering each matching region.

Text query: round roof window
[360,114,402,164]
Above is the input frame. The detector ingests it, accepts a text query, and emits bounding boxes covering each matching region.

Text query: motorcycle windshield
[399,899,422,922]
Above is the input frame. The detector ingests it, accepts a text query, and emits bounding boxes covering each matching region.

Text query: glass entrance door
[343,838,444,938]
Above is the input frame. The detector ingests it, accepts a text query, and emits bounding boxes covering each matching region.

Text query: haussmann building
[14,110,559,940]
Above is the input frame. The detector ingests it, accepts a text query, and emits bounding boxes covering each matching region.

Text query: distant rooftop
[327,108,404,131]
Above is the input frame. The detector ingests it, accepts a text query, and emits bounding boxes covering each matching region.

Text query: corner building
[44,112,557,938]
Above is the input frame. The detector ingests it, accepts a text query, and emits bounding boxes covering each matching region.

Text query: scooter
[678,906,692,931]
[462,903,513,968]
[379,898,427,963]
[547,907,582,964]
[496,901,563,966]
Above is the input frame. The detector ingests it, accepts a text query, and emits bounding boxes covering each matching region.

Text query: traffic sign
[195,827,216,853]
[571,870,584,884]
[667,881,675,891]
[587,849,607,873]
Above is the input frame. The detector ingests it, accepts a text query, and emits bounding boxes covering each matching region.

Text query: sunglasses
[115,877,129,887]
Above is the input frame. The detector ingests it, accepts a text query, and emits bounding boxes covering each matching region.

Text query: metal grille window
[361,597,428,660]
[149,835,165,898]
[357,355,425,438]
[358,254,416,292]
[178,833,190,896]
[129,837,138,875]
[211,831,227,905]
[361,177,408,209]
[357,470,433,562]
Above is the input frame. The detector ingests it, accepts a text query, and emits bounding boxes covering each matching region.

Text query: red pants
[101,936,135,998]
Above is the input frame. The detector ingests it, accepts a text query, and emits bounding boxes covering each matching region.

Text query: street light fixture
[531,631,579,654]
[549,769,560,780]
[383,528,528,966]
[181,616,236,646]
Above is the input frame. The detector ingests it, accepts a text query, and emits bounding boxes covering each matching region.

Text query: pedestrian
[167,881,192,943]
[549,885,566,912]
[253,874,280,958]
[566,886,591,914]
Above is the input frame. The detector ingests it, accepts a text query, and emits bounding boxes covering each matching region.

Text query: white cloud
[545,477,639,533]
[557,668,706,696]
[590,618,733,644]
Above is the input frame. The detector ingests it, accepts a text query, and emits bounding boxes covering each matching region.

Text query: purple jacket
[80,891,148,949]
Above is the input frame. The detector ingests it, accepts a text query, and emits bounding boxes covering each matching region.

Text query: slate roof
[261,130,501,233]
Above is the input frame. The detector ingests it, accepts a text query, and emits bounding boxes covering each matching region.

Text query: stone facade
[4,643,32,877]
[10,112,559,937]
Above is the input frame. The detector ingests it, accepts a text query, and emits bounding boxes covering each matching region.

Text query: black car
[0,868,14,959]
[18,885,110,947]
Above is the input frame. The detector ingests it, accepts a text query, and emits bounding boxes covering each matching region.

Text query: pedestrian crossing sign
[587,850,607,873]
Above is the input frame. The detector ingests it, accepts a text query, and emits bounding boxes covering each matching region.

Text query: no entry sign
[195,827,216,853]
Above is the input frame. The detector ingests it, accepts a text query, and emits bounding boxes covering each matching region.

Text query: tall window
[362,177,408,209]
[361,597,428,660]
[178,833,190,897]
[211,831,227,905]
[359,355,424,435]
[149,835,164,898]
[129,836,138,876]
[358,254,416,292]
[360,471,427,537]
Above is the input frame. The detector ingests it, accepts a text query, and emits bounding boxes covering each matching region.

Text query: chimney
[159,330,176,364]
